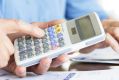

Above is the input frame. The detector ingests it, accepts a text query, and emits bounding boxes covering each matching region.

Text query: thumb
[0,19,45,38]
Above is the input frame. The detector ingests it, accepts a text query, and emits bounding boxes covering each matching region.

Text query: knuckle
[14,20,28,32]
[16,20,24,31]
[7,19,21,32]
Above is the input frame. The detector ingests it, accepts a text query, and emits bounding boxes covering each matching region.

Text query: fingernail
[34,28,45,37]
[15,68,26,77]
[17,71,26,77]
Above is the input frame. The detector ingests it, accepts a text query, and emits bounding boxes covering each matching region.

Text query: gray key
[58,38,64,42]
[42,38,48,43]
[43,47,49,53]
[26,39,32,44]
[35,46,41,51]
[43,43,49,48]
[18,41,24,45]
[34,41,40,45]
[19,54,26,61]
[26,48,33,53]
[59,42,65,47]
[19,50,27,54]
[26,43,32,49]
[27,52,34,58]
[35,51,42,56]
[18,37,24,42]
[19,46,25,51]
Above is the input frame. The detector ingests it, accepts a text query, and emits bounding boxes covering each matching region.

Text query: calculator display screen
[75,16,96,40]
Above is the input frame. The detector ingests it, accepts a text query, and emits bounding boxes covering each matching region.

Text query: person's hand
[3,19,69,77]
[102,19,119,52]
[0,19,45,68]
[80,19,119,53]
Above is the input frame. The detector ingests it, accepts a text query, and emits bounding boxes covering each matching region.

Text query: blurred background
[99,0,119,20]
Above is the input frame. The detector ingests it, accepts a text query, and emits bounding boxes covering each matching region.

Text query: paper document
[1,69,119,80]
[79,47,119,59]
[71,47,119,64]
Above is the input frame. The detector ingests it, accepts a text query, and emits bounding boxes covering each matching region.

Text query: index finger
[32,19,65,29]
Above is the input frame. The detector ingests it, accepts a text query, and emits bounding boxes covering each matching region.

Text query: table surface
[50,47,119,71]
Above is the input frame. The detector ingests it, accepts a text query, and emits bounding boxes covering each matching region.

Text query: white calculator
[14,12,105,67]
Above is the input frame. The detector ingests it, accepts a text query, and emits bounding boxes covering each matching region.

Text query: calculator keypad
[16,24,65,61]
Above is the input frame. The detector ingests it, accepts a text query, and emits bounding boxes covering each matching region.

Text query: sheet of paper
[1,69,119,80]
[78,47,119,59]
[71,47,119,64]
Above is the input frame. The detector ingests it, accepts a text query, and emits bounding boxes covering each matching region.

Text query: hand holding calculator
[14,12,106,67]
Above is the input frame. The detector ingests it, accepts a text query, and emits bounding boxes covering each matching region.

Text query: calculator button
[48,31,55,36]
[26,39,32,44]
[33,38,40,46]
[49,35,55,39]
[26,46,32,50]
[27,52,34,58]
[57,33,63,39]
[26,49,34,58]
[34,40,40,45]
[34,43,40,47]
[27,48,33,53]
[43,43,49,48]
[43,47,49,53]
[51,42,58,50]
[18,41,24,46]
[42,38,48,43]
[51,40,56,46]
[19,53,26,61]
[49,37,56,41]
[56,27,62,33]
[35,51,42,55]
[58,38,65,47]
[43,42,49,53]
[47,27,54,32]
[20,55,26,61]
[18,37,24,42]
[59,42,65,47]
[58,38,64,42]
[35,46,41,51]
[20,50,26,54]
[26,42,32,46]
[55,24,62,33]
[19,46,25,51]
